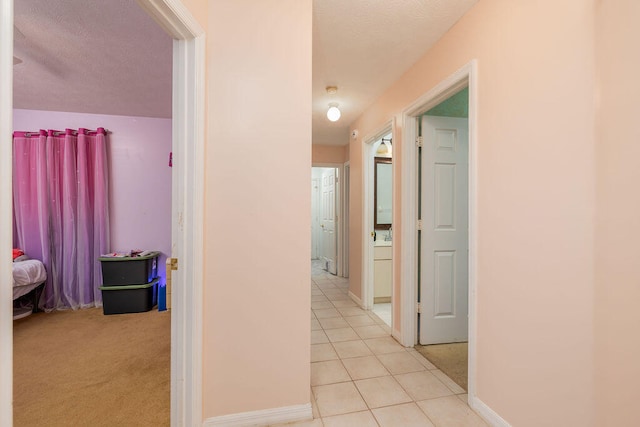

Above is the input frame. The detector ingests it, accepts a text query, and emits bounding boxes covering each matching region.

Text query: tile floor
[372,303,392,327]
[273,262,487,426]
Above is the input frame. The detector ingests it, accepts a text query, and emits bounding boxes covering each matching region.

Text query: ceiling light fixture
[326,86,341,122]
[327,102,341,122]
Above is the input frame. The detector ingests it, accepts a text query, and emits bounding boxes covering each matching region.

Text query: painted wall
[12,109,172,284]
[202,0,312,419]
[312,144,347,164]
[349,0,596,425]
[594,1,640,425]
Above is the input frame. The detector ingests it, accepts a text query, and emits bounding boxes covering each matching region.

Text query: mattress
[13,259,47,299]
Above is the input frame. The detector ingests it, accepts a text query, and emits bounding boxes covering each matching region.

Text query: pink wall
[349,0,596,424]
[13,109,172,283]
[202,0,312,419]
[312,144,347,164]
[595,1,640,425]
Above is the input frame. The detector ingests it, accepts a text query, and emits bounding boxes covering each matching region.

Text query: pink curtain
[13,128,110,310]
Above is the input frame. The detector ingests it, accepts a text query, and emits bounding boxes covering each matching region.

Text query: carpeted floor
[415,342,468,391]
[13,307,170,427]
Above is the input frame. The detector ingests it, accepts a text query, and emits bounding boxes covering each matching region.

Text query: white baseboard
[391,327,403,345]
[203,403,312,427]
[348,291,364,308]
[469,395,511,427]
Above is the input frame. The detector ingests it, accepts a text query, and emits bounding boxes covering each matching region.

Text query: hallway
[281,262,486,426]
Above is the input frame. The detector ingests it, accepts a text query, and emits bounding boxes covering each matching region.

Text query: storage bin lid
[100,278,159,291]
[99,251,160,262]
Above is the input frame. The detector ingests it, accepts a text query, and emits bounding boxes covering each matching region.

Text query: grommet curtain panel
[13,128,110,310]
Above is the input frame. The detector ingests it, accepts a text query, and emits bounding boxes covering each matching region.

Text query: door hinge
[169,257,178,270]
[416,136,423,148]
[417,219,422,230]
[416,302,422,314]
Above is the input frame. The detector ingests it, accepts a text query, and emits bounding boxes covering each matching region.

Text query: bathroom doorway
[370,134,393,326]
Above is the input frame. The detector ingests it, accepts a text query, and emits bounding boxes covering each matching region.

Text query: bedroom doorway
[0,1,205,425]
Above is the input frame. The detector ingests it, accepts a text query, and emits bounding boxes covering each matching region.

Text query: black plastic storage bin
[100,278,158,315]
[99,251,159,285]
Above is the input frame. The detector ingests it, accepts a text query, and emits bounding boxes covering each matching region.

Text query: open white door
[420,115,469,344]
[321,168,337,274]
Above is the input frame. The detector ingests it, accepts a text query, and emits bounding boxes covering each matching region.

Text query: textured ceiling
[312,0,477,145]
[13,0,173,118]
[12,0,478,142]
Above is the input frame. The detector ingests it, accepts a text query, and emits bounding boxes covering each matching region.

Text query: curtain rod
[14,128,111,138]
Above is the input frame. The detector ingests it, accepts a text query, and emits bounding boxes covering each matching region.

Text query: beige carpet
[415,342,468,391]
[13,307,170,427]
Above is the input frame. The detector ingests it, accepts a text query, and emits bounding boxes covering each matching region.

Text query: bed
[13,254,47,320]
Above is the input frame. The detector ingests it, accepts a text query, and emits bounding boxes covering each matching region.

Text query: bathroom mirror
[374,157,392,230]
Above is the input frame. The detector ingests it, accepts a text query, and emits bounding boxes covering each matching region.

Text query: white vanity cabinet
[374,244,392,303]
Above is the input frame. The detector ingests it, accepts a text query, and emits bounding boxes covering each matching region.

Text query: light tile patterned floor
[272,261,487,426]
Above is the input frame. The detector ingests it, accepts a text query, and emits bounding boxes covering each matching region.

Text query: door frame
[0,1,205,425]
[312,163,343,277]
[342,161,350,278]
[399,60,478,398]
[362,121,395,311]
[0,2,14,422]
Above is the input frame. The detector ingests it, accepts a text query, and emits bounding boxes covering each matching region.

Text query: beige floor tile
[377,352,426,375]
[330,299,357,308]
[312,301,335,310]
[311,295,329,302]
[353,325,389,339]
[311,360,351,386]
[311,392,320,419]
[407,349,437,370]
[311,330,329,344]
[364,337,406,355]
[394,371,453,401]
[337,307,367,317]
[332,340,373,359]
[314,308,341,319]
[313,382,368,417]
[318,317,350,330]
[417,395,487,427]
[270,418,322,427]
[354,376,412,409]
[310,311,316,320]
[431,369,466,394]
[325,293,349,302]
[311,289,324,296]
[457,393,468,404]
[311,319,322,331]
[325,327,360,343]
[344,315,376,327]
[341,355,390,380]
[311,343,339,362]
[322,410,379,427]
[372,403,435,427]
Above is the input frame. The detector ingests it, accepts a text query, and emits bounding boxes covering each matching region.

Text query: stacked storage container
[99,251,159,315]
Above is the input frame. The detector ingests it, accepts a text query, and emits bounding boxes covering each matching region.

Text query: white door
[311,177,321,259]
[321,168,337,274]
[420,116,469,344]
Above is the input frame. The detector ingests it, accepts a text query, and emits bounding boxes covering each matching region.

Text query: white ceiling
[13,0,478,145]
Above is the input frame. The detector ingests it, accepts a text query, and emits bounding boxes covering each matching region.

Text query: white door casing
[321,168,337,274]
[420,115,469,345]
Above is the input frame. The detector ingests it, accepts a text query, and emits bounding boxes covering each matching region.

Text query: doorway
[399,60,478,402]
[362,124,394,331]
[0,1,205,425]
[415,87,470,391]
[311,165,341,276]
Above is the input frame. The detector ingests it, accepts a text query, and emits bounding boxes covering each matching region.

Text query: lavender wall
[13,109,172,284]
